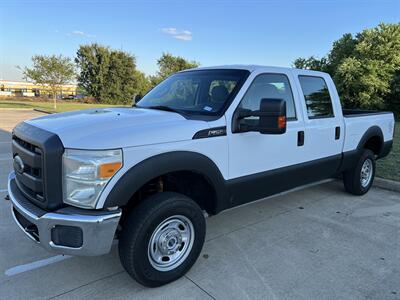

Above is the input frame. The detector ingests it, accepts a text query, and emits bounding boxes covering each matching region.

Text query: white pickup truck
[8,65,394,287]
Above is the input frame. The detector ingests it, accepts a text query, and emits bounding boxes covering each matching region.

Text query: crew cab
[7,65,394,287]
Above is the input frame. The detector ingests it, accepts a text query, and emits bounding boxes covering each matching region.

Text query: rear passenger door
[295,72,344,173]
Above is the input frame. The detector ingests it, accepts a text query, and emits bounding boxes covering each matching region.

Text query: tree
[293,56,328,71]
[335,23,400,109]
[388,70,400,114]
[76,44,150,104]
[293,34,357,74]
[133,69,151,99]
[150,53,200,87]
[75,44,110,102]
[104,50,137,103]
[326,33,357,74]
[293,23,400,115]
[22,55,75,110]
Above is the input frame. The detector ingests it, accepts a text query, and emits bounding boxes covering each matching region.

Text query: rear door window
[298,76,334,119]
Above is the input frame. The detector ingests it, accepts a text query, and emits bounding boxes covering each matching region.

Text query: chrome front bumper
[8,172,121,256]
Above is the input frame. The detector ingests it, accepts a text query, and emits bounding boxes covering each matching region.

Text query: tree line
[22,46,199,107]
[293,23,400,116]
[23,22,399,116]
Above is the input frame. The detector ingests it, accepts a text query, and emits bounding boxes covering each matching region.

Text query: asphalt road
[0,110,399,299]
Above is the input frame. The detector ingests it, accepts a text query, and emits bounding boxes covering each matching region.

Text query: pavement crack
[185,275,216,300]
[229,237,279,300]
[46,271,125,300]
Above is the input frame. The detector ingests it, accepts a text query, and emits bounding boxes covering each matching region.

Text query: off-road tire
[118,192,205,287]
[343,149,376,195]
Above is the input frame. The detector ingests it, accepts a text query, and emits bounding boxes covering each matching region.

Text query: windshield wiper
[142,105,185,115]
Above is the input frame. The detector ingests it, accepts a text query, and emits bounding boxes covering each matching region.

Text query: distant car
[74,94,85,99]
[8,65,394,287]
[62,94,75,100]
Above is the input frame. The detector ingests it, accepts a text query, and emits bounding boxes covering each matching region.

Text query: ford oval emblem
[14,155,25,174]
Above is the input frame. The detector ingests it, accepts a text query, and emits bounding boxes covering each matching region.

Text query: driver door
[227,72,307,206]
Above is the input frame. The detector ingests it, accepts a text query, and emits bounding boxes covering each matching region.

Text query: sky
[0,0,399,81]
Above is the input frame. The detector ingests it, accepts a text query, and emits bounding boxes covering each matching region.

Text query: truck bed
[342,109,394,153]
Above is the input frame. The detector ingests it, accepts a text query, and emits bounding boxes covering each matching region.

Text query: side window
[239,74,296,120]
[298,76,334,119]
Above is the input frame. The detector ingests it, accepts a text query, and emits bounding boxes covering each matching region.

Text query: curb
[374,177,400,193]
[33,108,53,114]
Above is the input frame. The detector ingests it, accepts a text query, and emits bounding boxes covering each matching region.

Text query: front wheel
[118,192,205,287]
[343,149,376,195]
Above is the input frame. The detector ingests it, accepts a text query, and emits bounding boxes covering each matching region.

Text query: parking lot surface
[0,110,399,299]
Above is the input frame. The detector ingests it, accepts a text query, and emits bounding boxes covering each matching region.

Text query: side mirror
[233,98,286,134]
[258,98,286,134]
[132,94,142,107]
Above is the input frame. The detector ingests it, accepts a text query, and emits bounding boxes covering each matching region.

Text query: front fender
[102,151,227,212]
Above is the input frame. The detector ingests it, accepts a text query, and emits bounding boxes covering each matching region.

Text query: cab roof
[183,64,328,77]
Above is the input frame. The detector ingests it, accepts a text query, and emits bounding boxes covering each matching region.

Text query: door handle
[297,131,304,146]
[335,126,340,140]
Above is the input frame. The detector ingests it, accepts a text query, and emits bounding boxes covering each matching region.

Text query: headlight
[62,149,122,209]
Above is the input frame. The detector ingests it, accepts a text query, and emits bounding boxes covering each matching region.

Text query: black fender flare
[356,126,384,155]
[103,151,227,212]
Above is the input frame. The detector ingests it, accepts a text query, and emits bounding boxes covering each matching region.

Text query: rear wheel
[343,149,376,195]
[118,192,205,287]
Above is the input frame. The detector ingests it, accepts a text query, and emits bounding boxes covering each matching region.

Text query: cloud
[68,30,96,38]
[161,28,192,41]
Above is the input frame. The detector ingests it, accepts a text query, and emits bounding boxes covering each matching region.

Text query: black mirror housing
[259,98,286,134]
[233,98,287,134]
[132,94,142,107]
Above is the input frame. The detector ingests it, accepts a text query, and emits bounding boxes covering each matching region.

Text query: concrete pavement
[0,110,399,299]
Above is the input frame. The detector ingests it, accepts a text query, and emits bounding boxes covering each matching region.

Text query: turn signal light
[278,116,286,129]
[99,162,122,178]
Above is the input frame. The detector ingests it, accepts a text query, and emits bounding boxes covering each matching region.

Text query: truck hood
[25,107,209,149]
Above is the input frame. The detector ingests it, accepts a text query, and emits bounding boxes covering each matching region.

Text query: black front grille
[12,122,64,210]
[12,136,45,203]
[13,135,40,154]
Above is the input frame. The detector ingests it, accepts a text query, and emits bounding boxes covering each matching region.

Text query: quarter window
[298,76,334,119]
[239,74,296,119]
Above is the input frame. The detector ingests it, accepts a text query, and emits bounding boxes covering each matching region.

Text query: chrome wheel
[148,215,195,272]
[360,158,373,187]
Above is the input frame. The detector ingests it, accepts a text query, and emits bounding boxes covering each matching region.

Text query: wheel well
[120,171,217,218]
[363,135,382,155]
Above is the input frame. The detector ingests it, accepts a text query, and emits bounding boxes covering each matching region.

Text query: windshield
[137,69,250,116]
